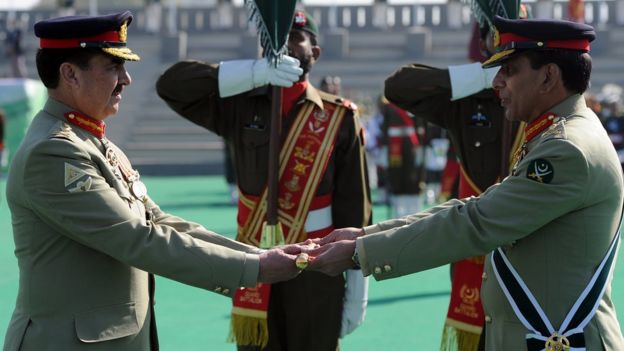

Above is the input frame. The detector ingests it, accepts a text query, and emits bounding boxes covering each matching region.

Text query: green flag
[245,0,298,66]
[463,0,521,28]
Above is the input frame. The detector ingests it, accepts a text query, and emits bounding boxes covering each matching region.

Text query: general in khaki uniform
[3,12,300,351]
[309,16,624,351]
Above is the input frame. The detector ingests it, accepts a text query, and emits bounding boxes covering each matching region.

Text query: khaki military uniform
[357,94,624,350]
[157,60,372,351]
[4,99,261,351]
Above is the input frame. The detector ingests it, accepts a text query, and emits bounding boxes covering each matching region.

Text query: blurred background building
[1,0,623,181]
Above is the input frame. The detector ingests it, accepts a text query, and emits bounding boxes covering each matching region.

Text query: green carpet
[1,176,623,350]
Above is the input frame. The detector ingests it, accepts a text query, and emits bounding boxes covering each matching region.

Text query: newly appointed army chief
[305,16,624,350]
[3,12,302,351]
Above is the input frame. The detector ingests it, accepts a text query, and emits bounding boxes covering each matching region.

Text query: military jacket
[156,61,372,231]
[4,99,261,351]
[357,95,624,350]
[384,64,519,192]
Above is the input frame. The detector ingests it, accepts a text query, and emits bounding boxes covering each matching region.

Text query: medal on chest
[103,138,147,201]
[545,332,570,351]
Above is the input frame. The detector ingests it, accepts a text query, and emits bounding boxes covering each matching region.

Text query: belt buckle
[545,333,570,351]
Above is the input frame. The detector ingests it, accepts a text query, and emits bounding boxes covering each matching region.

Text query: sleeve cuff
[218,60,254,98]
[448,62,499,101]
[363,224,381,235]
[239,253,260,288]
[355,238,371,277]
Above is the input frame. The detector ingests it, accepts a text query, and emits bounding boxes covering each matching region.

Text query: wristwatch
[351,248,361,269]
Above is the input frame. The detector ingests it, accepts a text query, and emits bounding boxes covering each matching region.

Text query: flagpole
[266,3,282,229]
[267,86,282,227]
[245,0,297,247]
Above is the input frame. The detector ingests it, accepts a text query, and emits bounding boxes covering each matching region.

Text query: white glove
[448,62,500,101]
[218,56,303,97]
[340,269,369,338]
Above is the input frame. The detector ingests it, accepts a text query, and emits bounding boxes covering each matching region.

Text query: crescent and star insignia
[526,158,554,184]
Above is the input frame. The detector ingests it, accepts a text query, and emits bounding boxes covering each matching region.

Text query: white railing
[0,0,622,34]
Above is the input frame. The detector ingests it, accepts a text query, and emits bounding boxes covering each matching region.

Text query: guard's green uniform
[385,64,520,192]
[4,99,261,351]
[356,94,624,350]
[157,60,372,351]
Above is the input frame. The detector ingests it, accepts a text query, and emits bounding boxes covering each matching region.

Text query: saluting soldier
[3,12,302,351]
[306,16,624,351]
[384,6,530,350]
[156,10,372,351]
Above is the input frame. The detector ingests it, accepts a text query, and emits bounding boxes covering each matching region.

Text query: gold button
[482,272,487,280]
[383,264,392,272]
[68,113,75,119]
[223,288,230,295]
[374,267,382,274]
[485,315,492,323]
[214,286,222,292]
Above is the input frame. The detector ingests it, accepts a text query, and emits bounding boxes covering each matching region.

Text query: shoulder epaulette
[329,96,358,111]
[49,121,76,141]
[540,116,567,141]
[338,98,358,111]
[319,90,358,111]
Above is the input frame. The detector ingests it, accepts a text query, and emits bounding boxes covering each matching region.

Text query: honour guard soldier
[306,16,624,351]
[3,12,302,351]
[377,96,426,217]
[157,10,372,351]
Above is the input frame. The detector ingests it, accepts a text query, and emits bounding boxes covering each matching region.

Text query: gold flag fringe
[228,314,269,348]
[439,324,481,351]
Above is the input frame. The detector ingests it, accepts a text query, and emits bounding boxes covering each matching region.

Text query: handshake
[256,227,368,337]
[257,227,364,284]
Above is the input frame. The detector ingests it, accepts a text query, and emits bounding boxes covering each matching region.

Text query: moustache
[112,85,123,95]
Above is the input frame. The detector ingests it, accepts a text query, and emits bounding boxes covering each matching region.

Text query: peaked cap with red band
[482,15,595,68]
[34,11,140,61]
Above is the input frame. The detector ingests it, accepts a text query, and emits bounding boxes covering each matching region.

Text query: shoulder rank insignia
[65,163,87,186]
[526,158,554,184]
[65,162,92,192]
[51,123,75,140]
[541,117,566,141]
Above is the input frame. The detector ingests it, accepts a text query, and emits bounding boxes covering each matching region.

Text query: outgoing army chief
[3,11,303,351]
[304,16,624,351]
